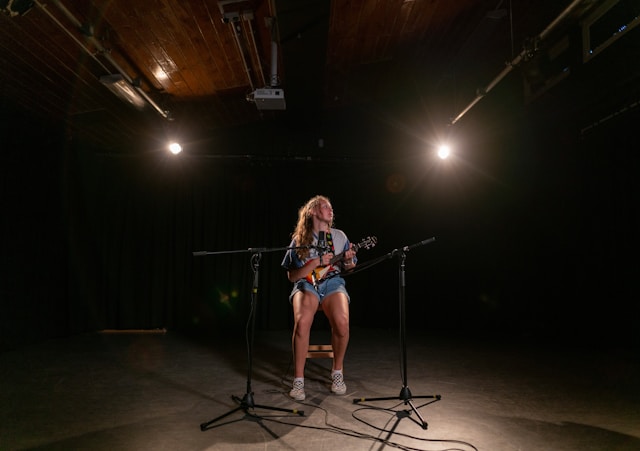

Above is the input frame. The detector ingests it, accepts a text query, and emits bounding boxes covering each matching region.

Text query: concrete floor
[1,327,639,451]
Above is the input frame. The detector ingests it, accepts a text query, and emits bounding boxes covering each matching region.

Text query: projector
[252,88,286,110]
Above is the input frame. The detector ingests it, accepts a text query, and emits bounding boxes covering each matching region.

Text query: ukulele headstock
[355,236,377,251]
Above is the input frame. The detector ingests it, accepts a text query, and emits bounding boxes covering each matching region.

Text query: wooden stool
[304,303,334,359]
[306,344,334,359]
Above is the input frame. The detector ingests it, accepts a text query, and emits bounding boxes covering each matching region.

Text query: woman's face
[315,200,333,223]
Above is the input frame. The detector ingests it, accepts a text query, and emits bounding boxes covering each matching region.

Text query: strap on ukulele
[326,231,335,253]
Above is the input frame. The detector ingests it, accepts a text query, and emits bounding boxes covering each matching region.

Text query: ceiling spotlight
[168,142,182,155]
[437,145,451,160]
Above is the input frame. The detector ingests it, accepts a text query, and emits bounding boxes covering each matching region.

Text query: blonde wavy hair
[292,195,334,259]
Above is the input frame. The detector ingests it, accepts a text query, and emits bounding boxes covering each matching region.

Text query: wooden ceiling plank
[150,9,202,96]
[327,0,363,65]
[187,0,232,90]
[96,1,188,96]
[196,1,255,90]
[0,19,96,114]
[128,6,191,95]
[161,0,251,96]
[220,22,258,88]
[330,0,366,38]
[174,1,225,94]
[353,0,380,64]
[382,0,417,55]
[1,4,166,149]
[372,0,408,58]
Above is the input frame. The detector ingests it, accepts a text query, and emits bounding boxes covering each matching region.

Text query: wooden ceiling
[1,0,638,153]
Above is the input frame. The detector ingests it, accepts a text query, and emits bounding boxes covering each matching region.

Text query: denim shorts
[289,276,350,304]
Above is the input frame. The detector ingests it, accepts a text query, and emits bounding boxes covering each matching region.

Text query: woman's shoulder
[330,228,350,245]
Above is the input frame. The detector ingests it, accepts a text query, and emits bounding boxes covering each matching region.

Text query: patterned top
[281,228,353,282]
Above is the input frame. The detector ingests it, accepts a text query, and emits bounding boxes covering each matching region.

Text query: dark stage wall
[1,96,638,351]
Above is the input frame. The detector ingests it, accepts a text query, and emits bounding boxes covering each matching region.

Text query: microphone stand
[196,245,306,431]
[353,237,441,430]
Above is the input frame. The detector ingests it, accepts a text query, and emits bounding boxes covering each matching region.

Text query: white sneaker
[289,379,306,401]
[331,371,347,395]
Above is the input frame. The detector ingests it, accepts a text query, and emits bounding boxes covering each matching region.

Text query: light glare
[168,142,182,155]
[437,145,450,159]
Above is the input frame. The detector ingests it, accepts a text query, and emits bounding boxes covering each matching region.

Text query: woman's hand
[343,244,356,268]
[318,252,334,267]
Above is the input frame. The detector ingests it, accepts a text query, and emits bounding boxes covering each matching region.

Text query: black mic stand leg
[353,243,441,430]
[200,252,304,431]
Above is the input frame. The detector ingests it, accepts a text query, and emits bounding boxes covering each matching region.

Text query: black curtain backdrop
[1,95,638,350]
[1,110,68,346]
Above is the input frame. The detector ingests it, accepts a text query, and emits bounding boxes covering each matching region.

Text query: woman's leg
[291,291,319,378]
[320,292,350,372]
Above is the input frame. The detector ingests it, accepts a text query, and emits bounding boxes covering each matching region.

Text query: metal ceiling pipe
[231,21,256,91]
[33,0,110,72]
[267,0,279,87]
[261,11,280,88]
[269,40,279,87]
[246,18,266,87]
[36,0,170,119]
[450,0,586,125]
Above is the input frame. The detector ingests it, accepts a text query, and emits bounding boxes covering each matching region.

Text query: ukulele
[305,236,377,286]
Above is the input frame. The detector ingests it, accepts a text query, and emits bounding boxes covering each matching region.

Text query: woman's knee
[293,298,317,334]
[326,304,349,336]
[332,316,349,337]
[294,314,314,334]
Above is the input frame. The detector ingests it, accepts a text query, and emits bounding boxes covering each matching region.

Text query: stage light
[168,142,182,155]
[437,145,451,160]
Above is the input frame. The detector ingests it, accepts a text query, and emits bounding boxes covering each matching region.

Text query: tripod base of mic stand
[353,386,441,430]
[200,392,305,431]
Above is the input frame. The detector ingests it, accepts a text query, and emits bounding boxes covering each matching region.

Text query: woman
[281,195,357,400]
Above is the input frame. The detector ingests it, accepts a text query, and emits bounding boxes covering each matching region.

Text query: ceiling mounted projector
[252,88,286,110]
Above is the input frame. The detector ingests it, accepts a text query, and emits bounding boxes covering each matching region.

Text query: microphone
[317,231,326,255]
